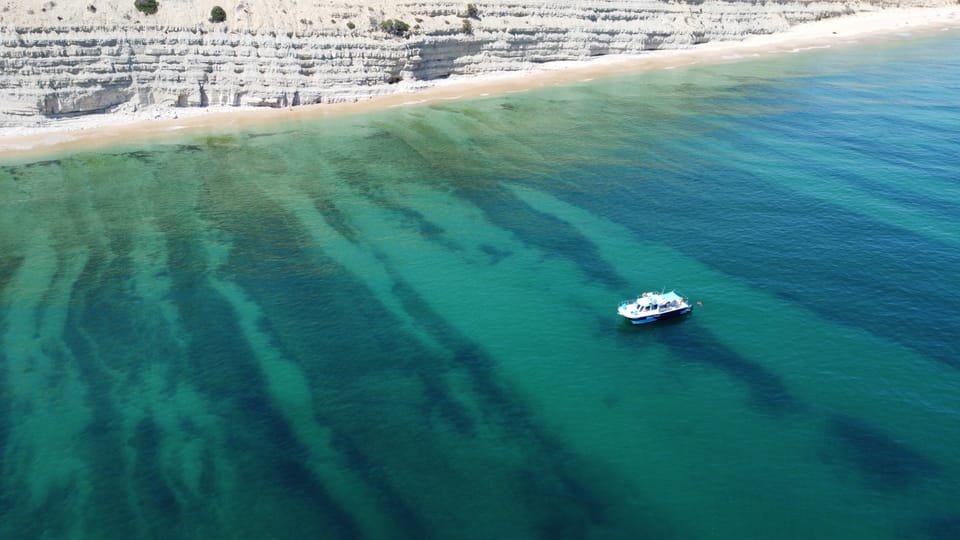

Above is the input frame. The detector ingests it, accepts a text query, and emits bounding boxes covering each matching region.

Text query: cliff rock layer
[0,0,951,126]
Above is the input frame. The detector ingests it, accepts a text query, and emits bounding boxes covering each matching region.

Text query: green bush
[134,0,158,15]
[379,19,410,37]
[210,6,226,22]
[466,4,479,18]
[461,18,473,34]
[346,21,355,30]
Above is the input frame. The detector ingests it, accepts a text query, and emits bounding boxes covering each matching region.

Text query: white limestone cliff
[0,0,954,127]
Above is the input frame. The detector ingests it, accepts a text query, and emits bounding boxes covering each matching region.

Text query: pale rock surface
[0,0,954,127]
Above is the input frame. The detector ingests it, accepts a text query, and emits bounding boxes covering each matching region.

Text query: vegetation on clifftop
[133,0,158,15]
[210,6,226,23]
[380,19,410,37]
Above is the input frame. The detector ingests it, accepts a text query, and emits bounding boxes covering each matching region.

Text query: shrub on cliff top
[134,0,158,15]
[210,6,226,23]
[379,19,410,37]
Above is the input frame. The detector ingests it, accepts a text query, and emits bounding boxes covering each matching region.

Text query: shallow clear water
[1,31,959,539]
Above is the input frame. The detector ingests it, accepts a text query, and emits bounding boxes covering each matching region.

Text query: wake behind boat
[618,290,693,324]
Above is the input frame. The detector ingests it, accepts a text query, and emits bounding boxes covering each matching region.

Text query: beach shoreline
[2,6,958,162]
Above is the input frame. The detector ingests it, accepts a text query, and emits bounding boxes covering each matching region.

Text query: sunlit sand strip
[187,192,400,535]
[256,167,553,449]
[657,132,960,251]
[506,184,960,466]
[1,230,94,515]
[121,167,295,524]
[2,7,957,162]
[209,276,395,539]
[44,160,173,535]
[773,168,960,250]
[246,176,448,354]
[719,134,960,249]
[132,365,221,499]
[128,219,188,351]
[116,187,231,509]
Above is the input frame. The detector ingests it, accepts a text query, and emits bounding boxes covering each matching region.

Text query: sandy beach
[1,6,958,161]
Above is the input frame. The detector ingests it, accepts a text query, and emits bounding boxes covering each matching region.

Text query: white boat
[617,290,693,324]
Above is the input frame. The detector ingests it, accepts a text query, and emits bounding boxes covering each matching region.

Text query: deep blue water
[1,29,959,539]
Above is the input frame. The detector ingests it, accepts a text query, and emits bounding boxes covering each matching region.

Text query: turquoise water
[2,30,959,539]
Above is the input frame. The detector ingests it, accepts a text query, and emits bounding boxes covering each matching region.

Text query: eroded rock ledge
[0,0,950,127]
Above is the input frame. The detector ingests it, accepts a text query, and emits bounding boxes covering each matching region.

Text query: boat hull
[622,306,692,325]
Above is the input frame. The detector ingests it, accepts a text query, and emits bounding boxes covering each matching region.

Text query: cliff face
[0,0,951,127]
